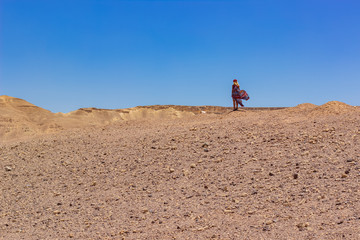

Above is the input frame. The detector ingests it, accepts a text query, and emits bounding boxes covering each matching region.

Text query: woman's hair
[233,82,240,87]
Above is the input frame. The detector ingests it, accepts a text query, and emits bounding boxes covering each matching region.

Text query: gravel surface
[1,102,359,239]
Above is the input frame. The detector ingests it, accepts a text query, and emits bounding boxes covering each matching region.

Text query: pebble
[5,166,12,171]
[265,220,274,225]
[262,225,270,231]
[296,222,309,231]
[141,208,149,214]
[202,142,209,148]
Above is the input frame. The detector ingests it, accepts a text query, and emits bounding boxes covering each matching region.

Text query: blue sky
[1,0,359,113]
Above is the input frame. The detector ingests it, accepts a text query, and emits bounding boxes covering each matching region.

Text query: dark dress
[232,85,243,106]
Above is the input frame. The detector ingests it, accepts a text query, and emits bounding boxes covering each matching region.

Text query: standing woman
[232,79,244,110]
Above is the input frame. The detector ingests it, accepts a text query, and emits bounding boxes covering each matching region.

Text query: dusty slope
[309,101,359,116]
[0,104,359,239]
[0,96,232,142]
[0,95,58,139]
[0,95,79,141]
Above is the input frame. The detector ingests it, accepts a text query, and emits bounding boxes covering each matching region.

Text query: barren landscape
[1,96,359,239]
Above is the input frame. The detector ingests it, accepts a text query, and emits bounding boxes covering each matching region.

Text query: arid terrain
[1,95,359,239]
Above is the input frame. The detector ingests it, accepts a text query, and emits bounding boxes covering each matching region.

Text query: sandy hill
[0,98,359,239]
[0,96,231,142]
[285,101,360,116]
[1,96,358,142]
[0,96,58,140]
[286,103,318,112]
[0,95,53,120]
[309,101,359,116]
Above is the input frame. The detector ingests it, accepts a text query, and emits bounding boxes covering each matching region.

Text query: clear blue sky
[1,0,359,113]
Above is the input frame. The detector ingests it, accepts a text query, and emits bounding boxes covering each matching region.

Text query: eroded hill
[0,100,359,239]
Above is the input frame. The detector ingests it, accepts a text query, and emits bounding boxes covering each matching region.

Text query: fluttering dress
[232,85,249,106]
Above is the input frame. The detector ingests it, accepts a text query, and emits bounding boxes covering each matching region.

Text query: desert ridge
[0,95,223,141]
[0,94,359,239]
[286,101,359,115]
[0,95,58,141]
[0,95,359,142]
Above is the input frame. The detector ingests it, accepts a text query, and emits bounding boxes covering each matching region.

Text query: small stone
[141,208,149,214]
[202,142,209,148]
[262,225,270,231]
[203,148,209,152]
[239,192,248,197]
[345,169,350,174]
[190,164,196,168]
[169,168,175,173]
[293,173,299,179]
[269,172,274,176]
[182,169,189,176]
[5,166,12,171]
[341,174,348,178]
[53,210,61,215]
[265,220,274,225]
[296,222,309,231]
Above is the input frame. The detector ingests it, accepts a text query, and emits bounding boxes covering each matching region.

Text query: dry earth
[1,96,360,239]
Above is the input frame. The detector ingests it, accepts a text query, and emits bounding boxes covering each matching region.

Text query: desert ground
[0,95,359,239]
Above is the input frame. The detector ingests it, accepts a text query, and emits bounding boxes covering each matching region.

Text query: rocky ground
[0,103,359,239]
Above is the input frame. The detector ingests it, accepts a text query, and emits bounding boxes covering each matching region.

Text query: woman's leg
[233,98,236,110]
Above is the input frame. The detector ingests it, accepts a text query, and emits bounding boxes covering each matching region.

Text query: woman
[232,79,248,110]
